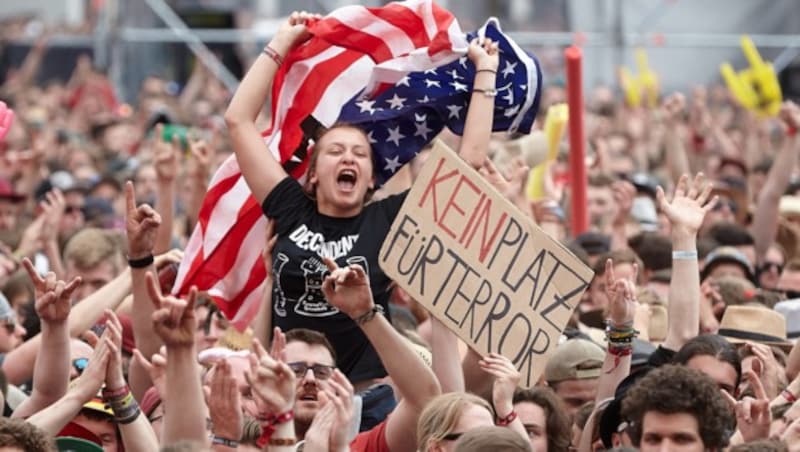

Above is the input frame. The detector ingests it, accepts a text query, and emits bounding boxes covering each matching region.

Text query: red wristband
[496,410,518,426]
[262,45,284,67]
[783,389,798,403]
[255,409,294,447]
[788,126,798,137]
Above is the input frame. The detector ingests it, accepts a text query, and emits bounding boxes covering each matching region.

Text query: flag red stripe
[310,18,395,63]
[367,4,430,49]
[276,49,364,162]
[428,3,456,56]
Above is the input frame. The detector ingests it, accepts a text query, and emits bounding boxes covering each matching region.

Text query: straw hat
[718,305,792,350]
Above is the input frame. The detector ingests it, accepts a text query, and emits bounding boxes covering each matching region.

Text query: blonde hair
[63,228,124,273]
[417,392,494,451]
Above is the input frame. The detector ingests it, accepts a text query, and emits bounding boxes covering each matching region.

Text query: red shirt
[350,419,390,452]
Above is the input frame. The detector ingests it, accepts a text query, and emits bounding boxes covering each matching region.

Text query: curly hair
[513,387,571,452]
[0,418,55,452]
[621,365,734,449]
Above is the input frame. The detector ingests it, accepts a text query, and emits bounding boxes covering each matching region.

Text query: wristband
[102,385,130,400]
[268,438,297,446]
[788,126,798,137]
[116,407,141,425]
[782,389,798,403]
[212,436,239,448]
[475,69,497,75]
[128,254,154,268]
[256,410,295,448]
[472,88,497,98]
[262,45,284,67]
[354,305,385,325]
[672,250,698,260]
[496,410,518,426]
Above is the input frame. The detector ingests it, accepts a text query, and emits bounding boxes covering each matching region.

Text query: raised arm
[661,93,691,181]
[458,38,499,170]
[149,278,207,446]
[659,173,716,351]
[103,311,160,452]
[224,12,319,202]
[321,258,441,452]
[27,328,111,435]
[753,101,800,263]
[12,260,81,418]
[3,264,131,386]
[153,124,180,255]
[578,259,638,452]
[125,181,163,361]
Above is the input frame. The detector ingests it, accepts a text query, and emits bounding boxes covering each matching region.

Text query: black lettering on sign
[487,217,528,272]
[474,291,511,350]
[407,234,444,297]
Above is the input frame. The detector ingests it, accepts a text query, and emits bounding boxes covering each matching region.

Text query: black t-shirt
[262,177,407,382]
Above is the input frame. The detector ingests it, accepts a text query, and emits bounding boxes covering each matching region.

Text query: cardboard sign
[379,142,594,386]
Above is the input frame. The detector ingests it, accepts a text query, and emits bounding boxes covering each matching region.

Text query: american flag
[173,0,542,329]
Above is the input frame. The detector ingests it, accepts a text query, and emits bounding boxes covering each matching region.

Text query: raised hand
[611,181,637,227]
[132,348,167,398]
[604,258,639,327]
[188,137,212,180]
[103,310,127,391]
[723,370,771,443]
[0,101,15,141]
[480,157,529,202]
[320,258,373,319]
[146,273,197,348]
[72,330,112,401]
[206,359,243,442]
[322,369,355,450]
[303,402,336,452]
[273,11,323,54]
[656,173,716,235]
[23,258,81,324]
[244,338,296,416]
[661,92,686,125]
[125,182,162,260]
[467,36,499,71]
[779,100,800,133]
[154,124,181,182]
[38,189,65,245]
[479,353,520,419]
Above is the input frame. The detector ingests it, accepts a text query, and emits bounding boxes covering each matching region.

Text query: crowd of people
[1,6,800,452]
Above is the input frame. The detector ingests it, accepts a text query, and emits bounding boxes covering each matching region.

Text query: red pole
[565,46,588,236]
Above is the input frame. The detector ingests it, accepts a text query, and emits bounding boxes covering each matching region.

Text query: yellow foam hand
[619,66,642,108]
[527,104,568,201]
[720,36,782,117]
[636,48,659,108]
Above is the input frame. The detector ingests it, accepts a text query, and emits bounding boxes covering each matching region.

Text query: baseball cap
[599,367,654,448]
[56,437,104,452]
[574,232,611,256]
[544,338,605,383]
[701,246,755,283]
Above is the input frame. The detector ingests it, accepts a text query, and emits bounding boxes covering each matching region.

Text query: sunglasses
[73,357,89,375]
[758,262,784,274]
[287,362,336,380]
[712,199,738,214]
[442,432,465,442]
[780,289,800,300]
